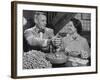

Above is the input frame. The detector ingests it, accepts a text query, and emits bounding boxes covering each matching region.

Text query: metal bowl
[46,52,68,64]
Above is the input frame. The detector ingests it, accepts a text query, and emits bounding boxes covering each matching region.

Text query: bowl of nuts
[46,52,68,64]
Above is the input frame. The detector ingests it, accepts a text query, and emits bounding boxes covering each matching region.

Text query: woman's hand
[68,56,89,66]
[65,48,80,56]
[80,50,89,59]
[65,48,71,53]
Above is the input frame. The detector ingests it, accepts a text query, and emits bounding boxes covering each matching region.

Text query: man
[24,12,61,52]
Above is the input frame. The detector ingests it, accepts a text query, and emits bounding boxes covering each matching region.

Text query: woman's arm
[81,38,90,59]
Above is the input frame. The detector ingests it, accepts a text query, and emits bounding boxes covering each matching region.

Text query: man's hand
[52,37,62,47]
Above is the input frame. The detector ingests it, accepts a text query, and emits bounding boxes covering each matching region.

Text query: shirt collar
[33,25,46,33]
[33,25,39,33]
[67,33,80,41]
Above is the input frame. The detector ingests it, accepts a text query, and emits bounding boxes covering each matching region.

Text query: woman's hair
[70,18,82,34]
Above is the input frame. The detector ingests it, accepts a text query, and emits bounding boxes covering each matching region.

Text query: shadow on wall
[23,10,76,34]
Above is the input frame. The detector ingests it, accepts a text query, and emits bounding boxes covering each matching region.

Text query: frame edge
[11,1,17,78]
[11,1,98,78]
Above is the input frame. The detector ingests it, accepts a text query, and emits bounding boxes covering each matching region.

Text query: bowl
[46,52,68,64]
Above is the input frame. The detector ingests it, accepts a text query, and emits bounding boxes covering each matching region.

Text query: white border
[17,3,96,76]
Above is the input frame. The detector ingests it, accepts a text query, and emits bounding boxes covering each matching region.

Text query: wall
[0,0,99,80]
[75,13,91,31]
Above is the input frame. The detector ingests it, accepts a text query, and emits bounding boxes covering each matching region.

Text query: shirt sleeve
[47,29,54,38]
[24,29,48,47]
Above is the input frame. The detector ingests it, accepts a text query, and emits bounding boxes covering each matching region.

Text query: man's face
[36,15,47,29]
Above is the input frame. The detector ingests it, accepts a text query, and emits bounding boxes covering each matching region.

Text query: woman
[62,18,90,67]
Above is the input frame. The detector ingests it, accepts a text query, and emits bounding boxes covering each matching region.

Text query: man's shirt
[24,26,54,52]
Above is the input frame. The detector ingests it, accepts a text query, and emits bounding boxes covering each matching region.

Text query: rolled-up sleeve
[24,29,48,47]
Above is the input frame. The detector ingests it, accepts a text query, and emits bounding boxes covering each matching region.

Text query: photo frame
[11,1,98,78]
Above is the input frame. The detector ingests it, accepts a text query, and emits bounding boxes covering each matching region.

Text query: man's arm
[46,28,54,38]
[24,29,48,48]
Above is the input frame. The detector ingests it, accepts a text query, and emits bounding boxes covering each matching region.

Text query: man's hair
[34,11,46,20]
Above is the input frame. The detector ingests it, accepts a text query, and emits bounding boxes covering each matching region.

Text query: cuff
[42,39,48,47]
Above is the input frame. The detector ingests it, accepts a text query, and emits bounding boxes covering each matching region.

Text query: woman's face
[65,21,76,34]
